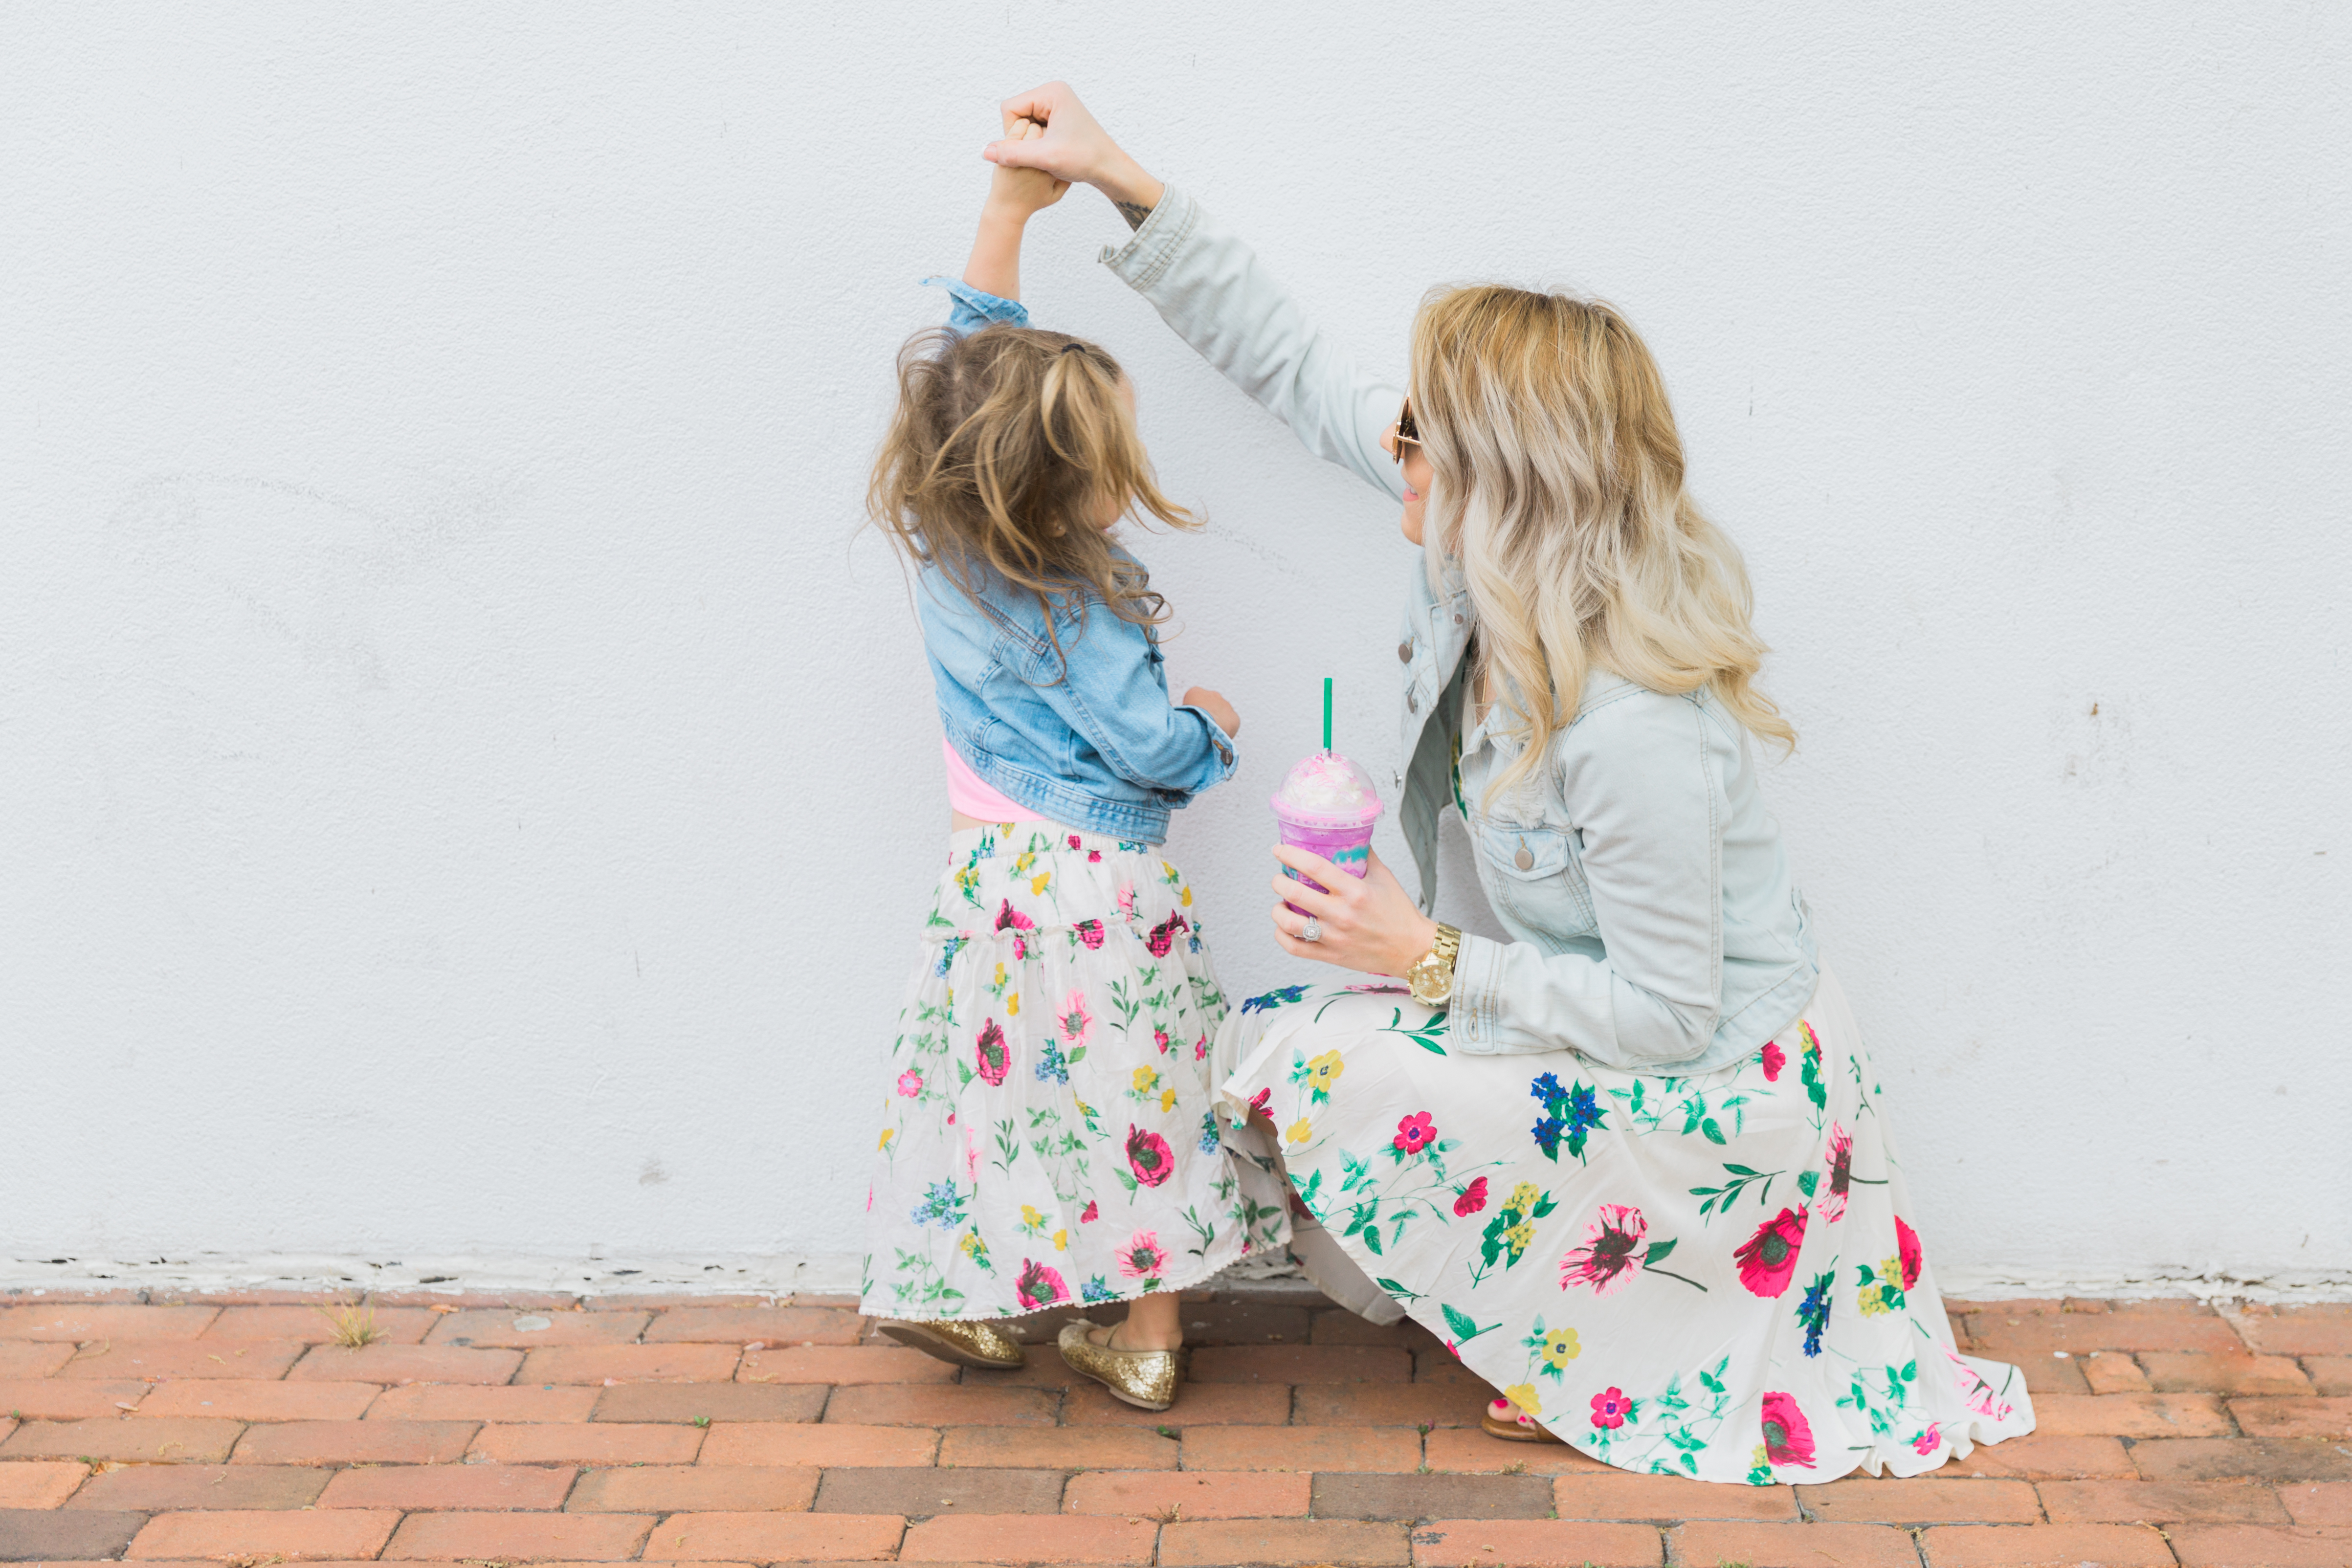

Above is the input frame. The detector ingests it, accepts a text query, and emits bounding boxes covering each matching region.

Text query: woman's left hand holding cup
[1269,846,1438,978]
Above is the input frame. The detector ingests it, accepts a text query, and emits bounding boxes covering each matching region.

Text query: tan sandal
[1481,1396,1566,1443]
[876,1317,1025,1370]
[1058,1317,1185,1412]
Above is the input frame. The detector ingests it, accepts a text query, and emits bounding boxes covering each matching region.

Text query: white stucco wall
[4,3,2347,1298]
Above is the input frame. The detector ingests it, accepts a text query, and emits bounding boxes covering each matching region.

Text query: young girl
[858,121,1287,1410]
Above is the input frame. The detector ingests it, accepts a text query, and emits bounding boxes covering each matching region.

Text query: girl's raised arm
[962,117,1067,303]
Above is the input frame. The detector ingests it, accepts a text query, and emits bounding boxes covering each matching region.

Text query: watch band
[1410,923,1463,1004]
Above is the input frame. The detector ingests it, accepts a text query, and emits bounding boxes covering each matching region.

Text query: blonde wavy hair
[1410,285,1794,799]
[869,324,1193,645]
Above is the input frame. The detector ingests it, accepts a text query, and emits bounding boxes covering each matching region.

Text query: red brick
[0,1460,88,1507]
[1552,1472,1797,1520]
[647,1307,863,1345]
[0,1379,150,1419]
[642,1511,904,1560]
[425,1307,652,1347]
[2169,1523,2352,1566]
[2237,1399,2352,1438]
[2312,1359,2352,1398]
[1060,1380,1288,1426]
[936,1425,1179,1469]
[127,1507,399,1560]
[318,1462,577,1510]
[0,1304,218,1341]
[824,1384,1057,1427]
[288,1342,523,1384]
[812,1465,1063,1515]
[1173,1303,1316,1345]
[1,1416,244,1462]
[1940,1432,2135,1479]
[0,1508,147,1560]
[366,1383,599,1422]
[2240,1307,2352,1358]
[205,1305,437,1344]
[136,1379,379,1422]
[1409,1519,1663,1567]
[1293,1382,1494,1428]
[2134,1438,2352,1483]
[902,1512,1156,1563]
[367,1290,580,1309]
[1157,1517,1406,1565]
[1311,1311,1435,1346]
[1668,1520,1919,1567]
[786,1293,863,1308]
[1188,1344,1410,1383]
[2019,1354,2093,1395]
[698,1421,936,1467]
[1062,1470,1309,1518]
[2031,1392,2233,1435]
[2042,1479,2291,1523]
[470,1420,703,1464]
[1967,1311,2246,1358]
[383,1509,656,1560]
[569,1464,817,1512]
[1423,1426,1609,1475]
[66,1464,327,1511]
[1920,1522,2176,1565]
[61,1338,305,1381]
[2083,1351,2153,1393]
[594,1381,826,1423]
[0,1343,76,1377]
[2147,1351,2315,1395]
[586,1292,778,1310]
[521,1343,741,1384]
[231,1418,476,1465]
[1797,1476,2041,1523]
[2290,1485,2352,1526]
[739,1345,953,1384]
[1181,1425,1422,1472]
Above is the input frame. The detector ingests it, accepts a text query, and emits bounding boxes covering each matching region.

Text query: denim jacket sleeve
[1028,596,1239,799]
[1099,186,1408,504]
[924,276,1029,336]
[1447,692,1727,1070]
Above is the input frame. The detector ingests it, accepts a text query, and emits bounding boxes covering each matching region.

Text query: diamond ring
[1300,916,1323,943]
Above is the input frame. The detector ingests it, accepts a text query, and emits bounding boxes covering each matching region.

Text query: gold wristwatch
[1405,923,1463,1006]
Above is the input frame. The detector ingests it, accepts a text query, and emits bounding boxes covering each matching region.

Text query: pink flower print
[1392,1111,1439,1156]
[1590,1387,1632,1429]
[1074,919,1106,950]
[1087,849,1102,862]
[1080,1200,1099,1223]
[1125,1126,1175,1188]
[995,899,1035,934]
[1068,834,1084,850]
[1912,1423,1942,1457]
[1819,1123,1853,1223]
[1056,991,1094,1050]
[1012,934,1028,961]
[1153,1026,1170,1055]
[1760,1038,1785,1081]
[1014,1259,1069,1310]
[1760,1391,1816,1467]
[1116,882,1137,917]
[1454,1177,1489,1217]
[964,1129,981,1181]
[1146,911,1190,957]
[1949,1350,2015,1421]
[1117,1230,1168,1280]
[1193,1036,1208,1061]
[1896,1216,1924,1290]
[1735,1206,1809,1298]
[1561,1204,1647,1296]
[975,1019,1009,1085]
[1247,1087,1272,1117]
[895,1070,923,1098]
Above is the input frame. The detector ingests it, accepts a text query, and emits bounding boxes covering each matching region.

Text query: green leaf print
[1796,1170,1820,1197]
[1376,1007,1448,1055]
[1701,1117,1726,1145]
[1376,1277,1425,1303]
[1441,1303,1498,1344]
[1690,1163,1783,1221]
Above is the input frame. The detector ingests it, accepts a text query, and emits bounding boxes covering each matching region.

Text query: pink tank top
[944,738,1044,823]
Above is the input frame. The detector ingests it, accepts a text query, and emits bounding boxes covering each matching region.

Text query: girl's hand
[986,117,1068,219]
[1268,847,1438,977]
[985,81,1164,227]
[1181,685,1240,738]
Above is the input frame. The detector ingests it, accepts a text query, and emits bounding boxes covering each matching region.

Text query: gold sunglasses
[1391,397,1420,464]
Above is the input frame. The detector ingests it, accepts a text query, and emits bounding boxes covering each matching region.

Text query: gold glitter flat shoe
[876,1318,1025,1370]
[1057,1317,1185,1412]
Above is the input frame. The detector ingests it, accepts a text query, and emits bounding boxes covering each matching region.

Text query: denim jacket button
[1407,689,1419,713]
[1514,845,1534,871]
[1398,640,1412,662]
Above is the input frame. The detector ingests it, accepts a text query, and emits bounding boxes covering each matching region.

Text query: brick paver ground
[0,1287,2345,1564]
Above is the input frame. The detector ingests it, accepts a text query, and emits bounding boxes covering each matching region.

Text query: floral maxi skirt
[862,822,1290,1322]
[1217,966,2034,1482]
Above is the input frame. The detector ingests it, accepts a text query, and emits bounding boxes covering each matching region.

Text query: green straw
[1322,677,1332,753]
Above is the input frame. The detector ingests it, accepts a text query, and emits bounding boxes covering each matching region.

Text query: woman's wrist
[1390,912,1440,977]
[1091,154,1163,229]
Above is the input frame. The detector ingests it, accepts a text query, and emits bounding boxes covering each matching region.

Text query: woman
[983,84,2034,1483]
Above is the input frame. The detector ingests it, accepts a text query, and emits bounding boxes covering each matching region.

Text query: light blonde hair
[1410,284,1794,800]
[868,324,1193,644]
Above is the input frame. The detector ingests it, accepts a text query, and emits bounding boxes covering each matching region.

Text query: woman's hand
[984,116,1067,221]
[1268,846,1438,977]
[984,81,1164,228]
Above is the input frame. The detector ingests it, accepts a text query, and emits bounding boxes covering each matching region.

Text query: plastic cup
[1270,751,1384,916]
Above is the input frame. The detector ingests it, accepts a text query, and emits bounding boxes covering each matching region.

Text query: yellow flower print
[1074,1097,1094,1117]
[1007,992,1020,1016]
[1014,851,1036,875]
[1161,860,1179,884]
[1859,1253,1903,1317]
[1159,1087,1176,1112]
[1132,1066,1160,1094]
[1285,1117,1313,1146]
[1504,1217,1535,1254]
[1020,1204,1045,1233]
[1180,885,1193,907]
[1539,1326,1581,1368]
[1031,872,1052,896]
[877,1128,894,1150]
[1502,1383,1542,1417]
[1507,1181,1541,1214]
[1052,1229,1067,1252]
[1306,1051,1346,1095]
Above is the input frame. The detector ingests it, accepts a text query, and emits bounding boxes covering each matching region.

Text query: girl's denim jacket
[911,279,1237,846]
[1099,190,1819,1074]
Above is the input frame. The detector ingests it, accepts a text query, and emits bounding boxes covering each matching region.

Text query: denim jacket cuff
[1446,931,1504,1051]
[1097,183,1200,290]
[922,275,1029,335]
[1172,701,1240,781]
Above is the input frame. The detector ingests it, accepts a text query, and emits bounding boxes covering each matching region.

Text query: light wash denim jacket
[912,278,1238,846]
[1099,192,1819,1071]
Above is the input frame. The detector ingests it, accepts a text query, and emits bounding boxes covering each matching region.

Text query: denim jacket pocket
[1474,821,1595,933]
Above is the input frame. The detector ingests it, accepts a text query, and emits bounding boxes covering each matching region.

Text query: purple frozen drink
[1271,751,1384,914]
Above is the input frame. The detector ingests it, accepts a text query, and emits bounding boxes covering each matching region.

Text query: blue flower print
[1198,1111,1222,1153]
[909,1180,966,1229]
[1034,1038,1070,1085]
[1796,1270,1833,1357]
[934,935,967,978]
[1082,1275,1117,1303]
[1242,984,1310,1015]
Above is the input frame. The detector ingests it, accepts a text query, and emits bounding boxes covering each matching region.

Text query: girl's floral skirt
[1215,964,2034,1483]
[862,822,1290,1323]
